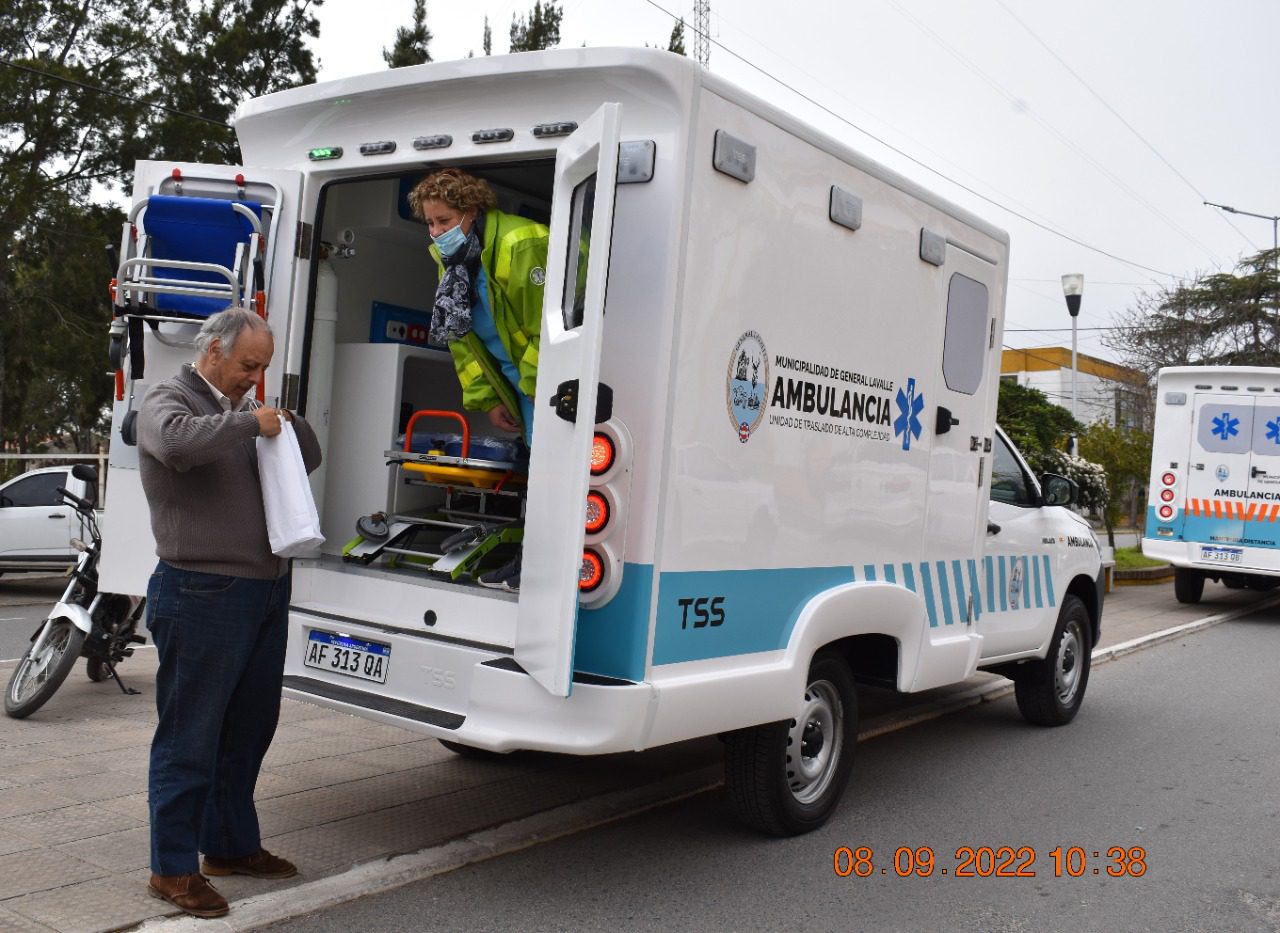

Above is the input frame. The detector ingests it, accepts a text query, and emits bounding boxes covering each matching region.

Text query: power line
[650,0,1175,278]
[990,0,1259,252]
[1,58,229,128]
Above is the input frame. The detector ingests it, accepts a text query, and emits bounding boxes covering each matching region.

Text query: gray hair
[193,309,271,359]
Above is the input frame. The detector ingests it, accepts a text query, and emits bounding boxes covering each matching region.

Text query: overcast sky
[308,0,1280,369]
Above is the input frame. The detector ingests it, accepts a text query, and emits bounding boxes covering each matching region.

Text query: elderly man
[138,308,321,919]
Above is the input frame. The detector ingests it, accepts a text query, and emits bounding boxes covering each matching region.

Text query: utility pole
[694,0,710,67]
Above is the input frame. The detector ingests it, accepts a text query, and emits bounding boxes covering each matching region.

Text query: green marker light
[308,146,344,161]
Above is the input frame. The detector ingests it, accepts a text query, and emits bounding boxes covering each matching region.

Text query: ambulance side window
[942,273,988,395]
[991,433,1037,507]
[562,173,597,330]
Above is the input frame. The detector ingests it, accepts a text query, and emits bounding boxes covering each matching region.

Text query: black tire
[86,658,109,683]
[5,618,88,719]
[438,739,505,760]
[724,650,857,836]
[1014,595,1092,727]
[1174,568,1205,604]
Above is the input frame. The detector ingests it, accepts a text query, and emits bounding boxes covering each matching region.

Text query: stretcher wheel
[356,513,390,540]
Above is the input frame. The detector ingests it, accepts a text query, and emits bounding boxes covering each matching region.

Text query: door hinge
[295,221,313,260]
[989,318,996,349]
[977,455,985,487]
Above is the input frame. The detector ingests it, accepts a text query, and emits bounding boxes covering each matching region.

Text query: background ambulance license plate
[1200,545,1243,564]
[304,630,390,684]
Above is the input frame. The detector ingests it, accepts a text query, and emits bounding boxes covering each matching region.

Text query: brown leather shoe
[202,847,298,879]
[147,873,229,919]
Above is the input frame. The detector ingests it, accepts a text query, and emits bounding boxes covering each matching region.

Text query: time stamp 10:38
[833,846,1148,879]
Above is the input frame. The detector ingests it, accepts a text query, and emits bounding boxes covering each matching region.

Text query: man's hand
[255,407,285,437]
[487,404,520,433]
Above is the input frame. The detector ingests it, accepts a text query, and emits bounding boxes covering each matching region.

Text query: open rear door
[515,103,623,696]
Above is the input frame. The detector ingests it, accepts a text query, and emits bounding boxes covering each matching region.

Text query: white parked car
[0,466,98,575]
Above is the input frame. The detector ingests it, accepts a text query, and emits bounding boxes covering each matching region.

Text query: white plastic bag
[256,415,324,558]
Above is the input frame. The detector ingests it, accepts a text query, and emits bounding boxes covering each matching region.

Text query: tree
[509,1,563,52]
[996,380,1081,462]
[1078,420,1152,547]
[483,15,492,55]
[384,0,432,68]
[1106,248,1280,379]
[1,0,321,455]
[667,17,687,54]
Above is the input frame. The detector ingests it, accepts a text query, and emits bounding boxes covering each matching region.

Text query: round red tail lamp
[1161,472,1177,486]
[579,549,605,592]
[585,491,610,534]
[1160,488,1175,503]
[1158,505,1175,520]
[590,432,616,477]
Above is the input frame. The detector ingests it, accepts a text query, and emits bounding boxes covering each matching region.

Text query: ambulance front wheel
[723,649,857,836]
[1174,568,1204,604]
[1013,594,1091,727]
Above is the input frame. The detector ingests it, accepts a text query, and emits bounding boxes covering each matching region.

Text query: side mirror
[1040,473,1076,507]
[71,463,98,483]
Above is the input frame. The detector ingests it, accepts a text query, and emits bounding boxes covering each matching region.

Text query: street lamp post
[1204,200,1280,266]
[1062,273,1084,455]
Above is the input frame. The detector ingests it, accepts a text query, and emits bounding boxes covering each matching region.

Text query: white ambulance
[1143,366,1280,603]
[98,48,1103,835]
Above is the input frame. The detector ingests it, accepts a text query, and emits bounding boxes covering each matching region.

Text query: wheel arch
[1065,572,1101,646]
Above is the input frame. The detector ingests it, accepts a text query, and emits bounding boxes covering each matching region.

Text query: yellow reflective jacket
[429,209,549,426]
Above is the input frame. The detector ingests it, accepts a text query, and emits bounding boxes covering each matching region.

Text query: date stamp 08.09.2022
[833,845,1148,879]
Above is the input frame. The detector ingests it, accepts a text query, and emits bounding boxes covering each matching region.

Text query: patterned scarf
[430,212,485,344]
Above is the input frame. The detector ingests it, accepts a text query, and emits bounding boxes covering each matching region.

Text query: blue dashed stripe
[919,562,939,628]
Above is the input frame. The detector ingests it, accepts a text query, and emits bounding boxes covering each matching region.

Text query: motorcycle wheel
[5,618,88,719]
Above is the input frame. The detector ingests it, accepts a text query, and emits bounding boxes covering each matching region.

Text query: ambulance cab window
[943,273,988,395]
[991,433,1036,507]
[562,173,597,329]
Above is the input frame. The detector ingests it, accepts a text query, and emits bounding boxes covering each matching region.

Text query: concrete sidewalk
[0,578,1275,932]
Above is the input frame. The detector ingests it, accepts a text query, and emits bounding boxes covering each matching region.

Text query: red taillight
[590,432,615,476]
[1160,488,1175,502]
[1158,505,1175,520]
[585,491,609,534]
[579,550,605,592]
[1162,472,1177,486]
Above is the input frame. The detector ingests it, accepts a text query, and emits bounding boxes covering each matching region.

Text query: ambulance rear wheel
[1174,568,1204,604]
[1014,595,1091,727]
[723,650,856,836]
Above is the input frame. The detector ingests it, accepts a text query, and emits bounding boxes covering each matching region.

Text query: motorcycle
[5,463,147,719]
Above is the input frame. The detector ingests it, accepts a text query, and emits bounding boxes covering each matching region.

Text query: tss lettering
[678,596,726,629]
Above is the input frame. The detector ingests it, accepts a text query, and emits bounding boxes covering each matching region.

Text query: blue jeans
[146,561,291,876]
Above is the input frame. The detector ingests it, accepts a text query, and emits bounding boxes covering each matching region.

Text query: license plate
[303,630,391,684]
[1200,545,1243,564]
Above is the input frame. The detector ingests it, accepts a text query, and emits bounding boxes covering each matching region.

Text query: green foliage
[1107,248,1280,378]
[509,1,563,52]
[996,380,1081,461]
[1,0,319,453]
[483,16,492,56]
[1114,546,1166,570]
[1031,448,1109,515]
[668,18,687,54]
[384,0,432,68]
[1078,419,1152,537]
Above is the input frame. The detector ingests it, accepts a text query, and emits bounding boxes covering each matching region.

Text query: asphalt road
[0,575,64,660]
[261,611,1280,933]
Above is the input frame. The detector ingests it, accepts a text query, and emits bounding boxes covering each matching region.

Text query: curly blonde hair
[408,169,497,220]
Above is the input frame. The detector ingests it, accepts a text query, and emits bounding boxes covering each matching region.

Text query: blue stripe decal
[935,561,954,626]
[918,562,938,628]
[998,555,1008,611]
[652,566,854,665]
[1032,553,1043,608]
[1043,555,1056,607]
[863,564,877,582]
[883,564,897,584]
[984,556,995,614]
[968,559,982,621]
[903,562,917,593]
[576,563,653,682]
[951,560,967,623]
[1023,556,1034,608]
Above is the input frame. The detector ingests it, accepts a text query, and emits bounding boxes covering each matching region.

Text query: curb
[135,595,1280,932]
[1112,565,1174,585]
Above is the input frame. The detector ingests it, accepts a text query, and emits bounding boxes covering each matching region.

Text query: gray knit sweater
[138,365,323,580]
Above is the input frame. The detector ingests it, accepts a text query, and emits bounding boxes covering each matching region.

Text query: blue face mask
[433,221,468,257]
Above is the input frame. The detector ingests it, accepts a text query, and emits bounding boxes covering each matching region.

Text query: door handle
[47,513,67,519]
[987,521,1002,536]
[1252,466,1268,478]
[936,406,959,435]
[549,380,614,424]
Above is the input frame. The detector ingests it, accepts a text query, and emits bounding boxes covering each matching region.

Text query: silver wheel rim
[9,622,73,703]
[1054,620,1084,705]
[786,678,844,805]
